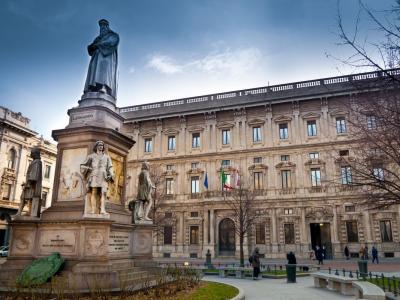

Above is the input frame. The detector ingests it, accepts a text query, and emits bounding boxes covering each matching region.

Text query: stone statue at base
[16,148,42,218]
[81,141,114,217]
[129,162,155,224]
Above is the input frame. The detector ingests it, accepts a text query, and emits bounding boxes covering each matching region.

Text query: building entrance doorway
[310,222,332,259]
[219,218,235,256]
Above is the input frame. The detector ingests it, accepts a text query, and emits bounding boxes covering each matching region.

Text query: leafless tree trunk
[223,180,259,267]
[332,0,400,207]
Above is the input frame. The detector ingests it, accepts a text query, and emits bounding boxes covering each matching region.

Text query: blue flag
[204,172,209,189]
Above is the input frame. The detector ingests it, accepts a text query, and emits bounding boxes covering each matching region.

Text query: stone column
[363,210,373,244]
[156,121,162,158]
[300,208,308,254]
[202,207,209,257]
[271,208,278,255]
[210,209,215,256]
[177,211,185,256]
[332,205,341,258]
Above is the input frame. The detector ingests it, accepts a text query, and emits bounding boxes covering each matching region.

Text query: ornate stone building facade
[119,70,400,259]
[0,106,57,246]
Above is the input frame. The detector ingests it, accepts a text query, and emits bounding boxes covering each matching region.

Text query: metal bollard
[349,270,353,278]
[342,268,346,277]
[335,269,339,276]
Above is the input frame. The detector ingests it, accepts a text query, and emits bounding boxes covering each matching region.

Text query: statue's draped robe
[81,153,114,192]
[137,170,152,203]
[84,30,119,98]
[24,159,42,199]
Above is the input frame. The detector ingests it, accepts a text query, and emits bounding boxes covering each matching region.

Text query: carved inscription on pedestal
[39,230,77,255]
[108,231,130,253]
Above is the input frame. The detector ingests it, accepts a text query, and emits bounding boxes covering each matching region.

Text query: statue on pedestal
[84,19,119,98]
[129,162,154,224]
[17,148,42,218]
[81,141,114,217]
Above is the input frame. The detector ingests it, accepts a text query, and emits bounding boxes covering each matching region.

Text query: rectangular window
[221,160,230,166]
[380,220,393,242]
[144,138,152,153]
[165,212,172,218]
[310,168,321,187]
[373,167,384,181]
[253,157,262,164]
[346,221,359,243]
[367,115,377,130]
[164,226,173,245]
[253,172,263,190]
[41,191,48,207]
[307,120,317,136]
[281,170,291,189]
[339,150,349,156]
[279,123,289,139]
[309,152,319,159]
[191,176,200,194]
[190,211,199,218]
[222,129,231,145]
[345,205,355,212]
[166,164,174,171]
[166,178,174,195]
[190,226,199,245]
[281,155,290,161]
[192,133,200,148]
[2,184,11,200]
[255,223,265,244]
[341,166,352,185]
[336,117,347,134]
[284,208,293,215]
[252,126,262,142]
[191,162,199,169]
[44,165,51,179]
[284,223,295,244]
[167,136,176,151]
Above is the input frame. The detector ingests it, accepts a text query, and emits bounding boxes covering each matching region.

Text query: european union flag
[204,172,209,189]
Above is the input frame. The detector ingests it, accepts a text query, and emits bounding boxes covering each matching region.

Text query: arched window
[7,148,16,169]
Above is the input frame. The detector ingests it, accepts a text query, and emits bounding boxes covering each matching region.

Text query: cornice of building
[119,68,400,122]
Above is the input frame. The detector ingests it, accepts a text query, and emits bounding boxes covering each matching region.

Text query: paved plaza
[205,276,352,300]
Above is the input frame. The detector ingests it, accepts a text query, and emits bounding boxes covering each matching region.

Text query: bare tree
[149,164,167,246]
[223,180,259,267]
[332,1,400,207]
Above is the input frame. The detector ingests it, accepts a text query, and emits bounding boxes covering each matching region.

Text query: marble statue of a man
[133,162,155,223]
[84,19,119,98]
[81,141,114,216]
[17,148,42,218]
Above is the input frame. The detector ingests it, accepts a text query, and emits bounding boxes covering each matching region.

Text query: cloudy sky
[0,0,394,140]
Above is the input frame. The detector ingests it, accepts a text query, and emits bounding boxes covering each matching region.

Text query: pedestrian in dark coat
[315,246,324,265]
[372,246,379,264]
[344,245,350,260]
[250,247,261,280]
[287,251,297,264]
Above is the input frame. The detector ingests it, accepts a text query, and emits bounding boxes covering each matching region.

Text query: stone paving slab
[204,275,353,300]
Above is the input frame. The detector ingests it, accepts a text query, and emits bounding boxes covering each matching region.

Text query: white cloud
[147,55,182,74]
[147,48,263,76]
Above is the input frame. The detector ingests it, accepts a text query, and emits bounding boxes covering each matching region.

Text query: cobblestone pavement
[204,275,353,300]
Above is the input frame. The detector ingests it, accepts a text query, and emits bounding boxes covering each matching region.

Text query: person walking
[359,246,365,260]
[364,245,369,260]
[316,246,324,265]
[372,246,379,264]
[344,245,350,260]
[250,247,261,280]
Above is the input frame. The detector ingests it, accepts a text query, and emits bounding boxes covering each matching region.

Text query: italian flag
[221,168,233,190]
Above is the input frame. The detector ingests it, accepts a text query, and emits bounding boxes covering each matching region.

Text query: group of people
[344,245,379,263]
[249,248,297,280]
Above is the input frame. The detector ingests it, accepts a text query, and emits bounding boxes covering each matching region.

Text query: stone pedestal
[0,94,156,291]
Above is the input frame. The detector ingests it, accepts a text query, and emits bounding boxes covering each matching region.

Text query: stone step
[118,271,149,281]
